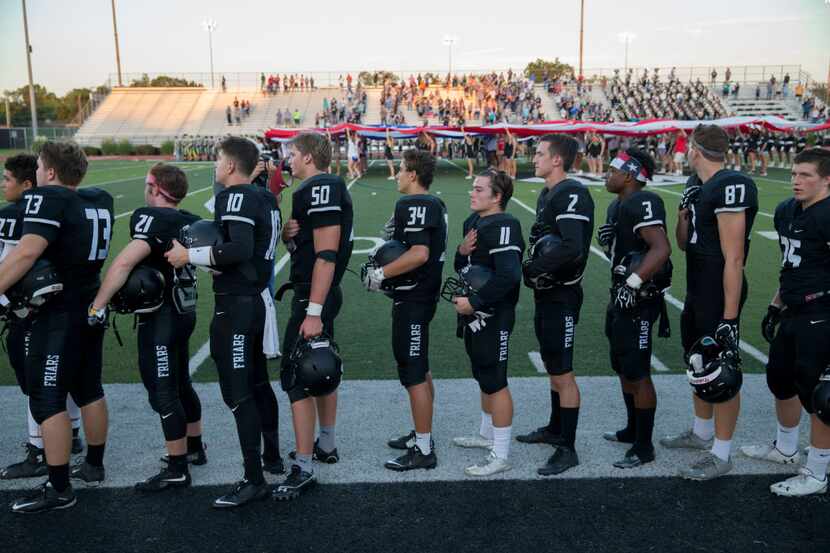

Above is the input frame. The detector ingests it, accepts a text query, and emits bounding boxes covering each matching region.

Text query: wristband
[625,272,643,289]
[188,246,213,267]
[306,302,323,317]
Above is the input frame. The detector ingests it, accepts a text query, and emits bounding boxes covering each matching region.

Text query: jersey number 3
[85,208,112,261]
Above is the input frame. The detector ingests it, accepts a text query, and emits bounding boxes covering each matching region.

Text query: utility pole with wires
[22,0,38,139]
[111,0,123,87]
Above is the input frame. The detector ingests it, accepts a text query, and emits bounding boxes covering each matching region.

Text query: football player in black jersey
[0,154,84,480]
[518,134,594,476]
[366,149,447,472]
[596,148,671,469]
[450,170,524,476]
[90,164,206,491]
[274,132,353,501]
[740,148,830,496]
[666,125,758,480]
[166,137,282,508]
[0,142,113,513]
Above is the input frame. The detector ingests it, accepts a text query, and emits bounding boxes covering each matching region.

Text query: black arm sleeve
[469,251,522,310]
[526,218,585,277]
[212,221,254,265]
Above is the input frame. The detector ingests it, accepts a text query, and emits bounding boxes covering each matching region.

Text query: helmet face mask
[613,250,673,298]
[813,370,830,425]
[440,264,492,304]
[359,240,417,296]
[686,335,742,403]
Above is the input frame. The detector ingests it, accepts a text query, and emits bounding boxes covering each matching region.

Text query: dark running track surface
[1,476,827,553]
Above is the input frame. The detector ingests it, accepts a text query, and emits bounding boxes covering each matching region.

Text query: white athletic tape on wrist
[188,246,213,267]
[306,302,323,317]
[626,272,643,289]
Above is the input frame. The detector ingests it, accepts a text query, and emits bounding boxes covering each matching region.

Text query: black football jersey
[20,185,114,305]
[391,194,448,301]
[532,179,595,290]
[130,207,200,303]
[456,212,525,308]
[0,200,24,256]
[796,137,807,152]
[213,184,280,294]
[604,190,667,268]
[685,169,758,260]
[774,196,830,308]
[289,173,354,286]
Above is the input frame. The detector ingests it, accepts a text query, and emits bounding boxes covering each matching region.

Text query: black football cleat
[0,443,47,480]
[161,445,207,466]
[612,447,655,469]
[11,481,76,514]
[135,467,191,493]
[516,426,562,445]
[384,445,437,472]
[212,479,269,509]
[388,430,416,450]
[69,458,105,486]
[537,446,579,476]
[272,465,316,501]
[288,439,339,464]
[262,455,286,475]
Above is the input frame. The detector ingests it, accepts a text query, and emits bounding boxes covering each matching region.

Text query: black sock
[49,463,70,492]
[232,399,264,485]
[167,454,189,474]
[72,427,79,438]
[618,392,636,441]
[634,408,656,452]
[262,431,280,461]
[560,407,579,449]
[86,443,105,468]
[187,435,203,453]
[548,390,562,435]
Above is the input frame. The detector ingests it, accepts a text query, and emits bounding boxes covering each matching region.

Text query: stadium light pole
[111,0,123,87]
[617,32,636,72]
[21,0,38,139]
[578,0,584,79]
[203,19,217,88]
[443,35,458,77]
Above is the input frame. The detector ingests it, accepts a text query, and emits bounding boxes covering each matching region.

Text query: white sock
[27,403,43,449]
[775,423,799,456]
[805,447,830,480]
[67,395,81,430]
[479,412,494,441]
[415,432,432,455]
[711,438,732,461]
[492,425,511,460]
[693,416,714,441]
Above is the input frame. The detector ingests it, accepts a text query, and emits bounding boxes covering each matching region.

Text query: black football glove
[613,284,639,310]
[761,304,782,344]
[596,223,615,248]
[715,318,740,355]
[678,185,701,211]
[528,222,551,248]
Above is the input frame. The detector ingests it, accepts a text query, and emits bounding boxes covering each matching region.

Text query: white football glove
[364,267,386,292]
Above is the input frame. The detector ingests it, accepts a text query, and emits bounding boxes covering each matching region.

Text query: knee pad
[476,374,508,395]
[29,396,66,426]
[766,365,797,401]
[398,365,427,389]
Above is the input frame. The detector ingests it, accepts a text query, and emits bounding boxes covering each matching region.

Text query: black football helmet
[525,233,584,289]
[812,369,830,425]
[686,335,742,403]
[441,264,493,303]
[6,259,63,310]
[360,240,418,296]
[180,219,223,274]
[286,335,343,397]
[612,250,673,298]
[111,265,166,314]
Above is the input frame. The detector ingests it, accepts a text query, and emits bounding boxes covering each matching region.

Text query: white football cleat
[452,435,494,449]
[464,451,511,477]
[770,468,828,497]
[739,442,803,465]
